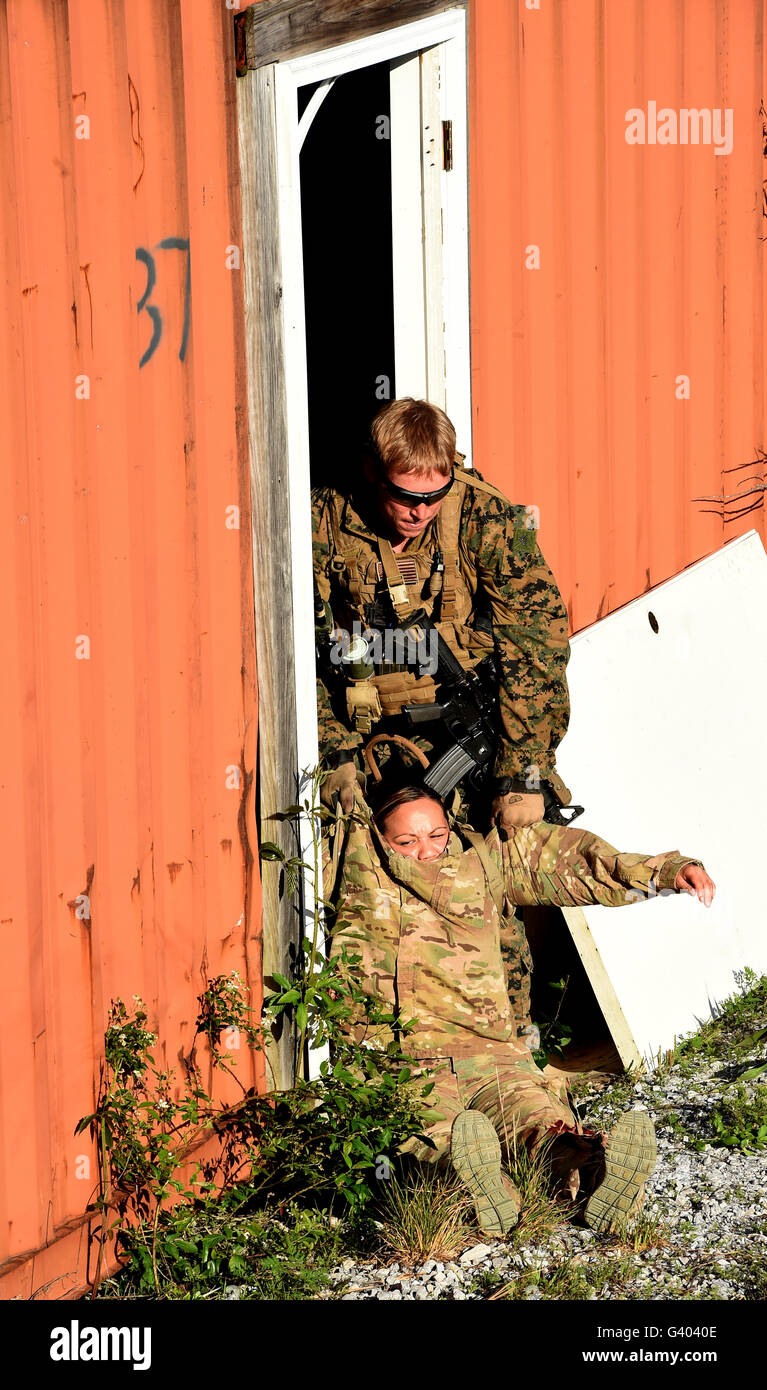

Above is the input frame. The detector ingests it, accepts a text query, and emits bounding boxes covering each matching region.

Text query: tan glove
[491,789,545,836]
[320,760,359,813]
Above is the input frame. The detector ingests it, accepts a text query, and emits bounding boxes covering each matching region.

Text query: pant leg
[454,1052,578,1167]
[397,1050,579,1170]
[539,1062,572,1107]
[397,1058,464,1167]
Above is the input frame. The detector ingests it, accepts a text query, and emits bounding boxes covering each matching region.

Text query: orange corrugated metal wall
[0,0,263,1297]
[470,0,767,632]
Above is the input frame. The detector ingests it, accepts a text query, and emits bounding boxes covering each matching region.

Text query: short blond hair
[369,398,456,478]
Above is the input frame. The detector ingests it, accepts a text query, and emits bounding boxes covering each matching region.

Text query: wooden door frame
[236,0,468,1087]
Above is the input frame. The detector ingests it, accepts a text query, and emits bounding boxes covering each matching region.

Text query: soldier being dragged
[313,397,579,834]
[328,776,715,1236]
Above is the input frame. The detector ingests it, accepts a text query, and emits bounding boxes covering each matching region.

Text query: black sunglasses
[378,468,454,506]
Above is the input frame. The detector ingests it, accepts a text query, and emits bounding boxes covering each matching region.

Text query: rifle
[316,592,584,822]
[396,608,498,798]
[397,609,585,823]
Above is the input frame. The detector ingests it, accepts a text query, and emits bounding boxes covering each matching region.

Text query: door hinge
[442,119,453,171]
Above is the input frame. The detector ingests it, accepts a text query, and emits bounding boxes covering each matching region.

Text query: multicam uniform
[312,460,573,804]
[329,797,703,1164]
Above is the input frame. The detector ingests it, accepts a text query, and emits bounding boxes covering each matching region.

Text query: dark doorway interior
[298,62,396,492]
[524,907,622,1076]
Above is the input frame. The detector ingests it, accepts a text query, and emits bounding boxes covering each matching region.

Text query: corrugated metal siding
[0,0,263,1296]
[3,0,766,1299]
[469,0,767,632]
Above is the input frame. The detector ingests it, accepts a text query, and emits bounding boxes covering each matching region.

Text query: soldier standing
[312,397,575,832]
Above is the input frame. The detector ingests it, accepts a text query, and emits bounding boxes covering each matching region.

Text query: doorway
[279,13,471,782]
[237,7,471,1085]
[297,62,395,492]
[296,28,472,498]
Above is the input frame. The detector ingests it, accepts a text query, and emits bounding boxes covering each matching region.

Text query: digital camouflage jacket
[312,466,572,794]
[329,798,704,1062]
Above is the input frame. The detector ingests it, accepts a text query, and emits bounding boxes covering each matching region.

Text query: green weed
[606,1210,669,1253]
[532,976,574,1067]
[78,771,439,1297]
[76,975,261,1296]
[487,1248,637,1301]
[97,1203,347,1301]
[706,1081,767,1154]
[570,1067,644,1126]
[502,1131,569,1247]
[375,1164,472,1266]
[676,968,767,1067]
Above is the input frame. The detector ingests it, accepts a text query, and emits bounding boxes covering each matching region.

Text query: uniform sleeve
[461,485,571,787]
[315,673,362,763]
[501,820,705,909]
[311,488,362,763]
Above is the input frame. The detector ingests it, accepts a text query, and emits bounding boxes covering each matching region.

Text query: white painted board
[554,531,767,1067]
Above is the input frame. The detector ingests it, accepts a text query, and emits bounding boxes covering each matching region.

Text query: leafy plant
[532,976,573,1067]
[77,767,439,1297]
[250,769,437,1212]
[99,1202,348,1301]
[259,764,340,1076]
[76,973,261,1296]
[707,1081,767,1154]
[676,967,767,1070]
[237,941,436,1214]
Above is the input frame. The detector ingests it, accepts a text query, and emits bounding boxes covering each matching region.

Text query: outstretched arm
[500,820,713,910]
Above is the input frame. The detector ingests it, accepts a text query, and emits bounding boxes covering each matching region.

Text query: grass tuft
[498,1121,570,1246]
[374,1165,472,1266]
[604,1209,669,1253]
[485,1247,638,1301]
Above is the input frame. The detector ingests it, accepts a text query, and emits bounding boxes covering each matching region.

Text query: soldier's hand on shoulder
[492,789,545,837]
[321,759,360,813]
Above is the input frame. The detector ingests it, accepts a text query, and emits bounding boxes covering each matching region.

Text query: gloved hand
[491,789,545,836]
[320,759,359,812]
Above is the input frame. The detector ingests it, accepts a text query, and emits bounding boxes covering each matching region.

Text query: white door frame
[272,7,471,789]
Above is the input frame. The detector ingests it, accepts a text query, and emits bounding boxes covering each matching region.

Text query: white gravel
[319,1057,767,1301]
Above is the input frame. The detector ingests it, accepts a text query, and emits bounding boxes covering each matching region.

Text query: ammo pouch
[345,680,383,733]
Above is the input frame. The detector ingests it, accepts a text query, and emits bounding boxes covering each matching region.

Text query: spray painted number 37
[135,238,191,368]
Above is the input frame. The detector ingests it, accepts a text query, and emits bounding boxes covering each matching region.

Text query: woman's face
[379,797,450,861]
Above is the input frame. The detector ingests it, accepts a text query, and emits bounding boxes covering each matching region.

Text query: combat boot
[581,1110,657,1234]
[450,1110,522,1236]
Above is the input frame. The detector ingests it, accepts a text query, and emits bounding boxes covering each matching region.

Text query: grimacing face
[379,797,450,861]
[364,458,449,544]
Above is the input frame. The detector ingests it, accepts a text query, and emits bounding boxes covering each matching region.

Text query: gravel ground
[318,1054,767,1301]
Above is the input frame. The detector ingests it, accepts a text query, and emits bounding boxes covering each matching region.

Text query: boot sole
[584,1110,657,1234]
[450,1110,521,1236]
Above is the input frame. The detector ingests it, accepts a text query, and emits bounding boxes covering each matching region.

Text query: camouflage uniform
[312,461,572,802]
[329,797,704,1165]
[499,910,534,1038]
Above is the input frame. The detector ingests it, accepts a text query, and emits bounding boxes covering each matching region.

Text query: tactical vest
[319,460,508,730]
